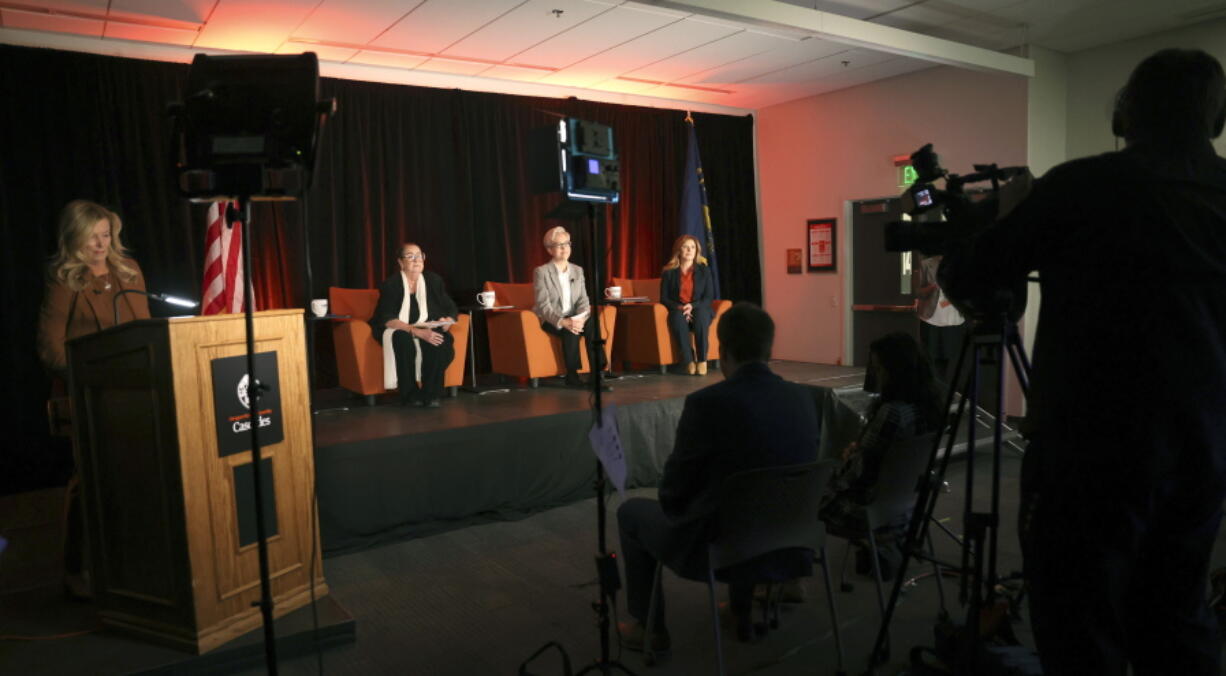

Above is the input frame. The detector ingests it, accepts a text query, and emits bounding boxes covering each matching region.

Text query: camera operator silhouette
[948,49,1226,676]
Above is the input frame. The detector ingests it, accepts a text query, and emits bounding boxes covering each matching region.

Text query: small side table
[459,305,513,394]
[601,296,651,305]
[307,313,351,413]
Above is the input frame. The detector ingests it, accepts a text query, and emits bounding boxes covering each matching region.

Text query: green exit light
[898,164,918,188]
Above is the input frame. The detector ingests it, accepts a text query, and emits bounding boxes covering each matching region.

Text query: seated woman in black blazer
[370,243,458,407]
[660,234,715,375]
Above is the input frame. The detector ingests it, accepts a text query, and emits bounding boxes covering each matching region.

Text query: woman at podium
[37,199,150,376]
[371,242,457,408]
[661,234,714,376]
[36,199,151,601]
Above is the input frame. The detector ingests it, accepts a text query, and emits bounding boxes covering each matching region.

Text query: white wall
[756,65,1028,365]
[1065,18,1226,160]
[1020,45,1069,363]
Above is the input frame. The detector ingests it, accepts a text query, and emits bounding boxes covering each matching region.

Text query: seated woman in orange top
[660,235,715,375]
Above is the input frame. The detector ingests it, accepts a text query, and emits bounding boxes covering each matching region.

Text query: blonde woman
[661,235,715,375]
[533,225,609,388]
[38,200,149,375]
[37,199,149,601]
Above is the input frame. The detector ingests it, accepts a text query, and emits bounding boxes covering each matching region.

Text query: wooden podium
[67,309,327,654]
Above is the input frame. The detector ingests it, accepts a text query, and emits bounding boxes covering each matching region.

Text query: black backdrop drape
[0,44,761,495]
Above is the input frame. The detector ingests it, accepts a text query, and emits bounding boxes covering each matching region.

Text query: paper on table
[412,319,456,329]
[588,405,627,497]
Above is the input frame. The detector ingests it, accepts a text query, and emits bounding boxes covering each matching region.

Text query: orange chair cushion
[636,278,661,302]
[611,277,634,297]
[485,281,535,309]
[330,287,379,322]
[328,286,469,396]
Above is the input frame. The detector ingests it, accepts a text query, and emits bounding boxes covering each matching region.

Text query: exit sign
[898,164,918,188]
[893,154,917,189]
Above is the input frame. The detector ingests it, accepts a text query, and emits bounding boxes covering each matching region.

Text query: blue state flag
[679,115,720,298]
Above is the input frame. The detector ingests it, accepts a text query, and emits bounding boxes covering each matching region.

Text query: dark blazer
[370,270,458,338]
[660,263,714,311]
[657,361,820,576]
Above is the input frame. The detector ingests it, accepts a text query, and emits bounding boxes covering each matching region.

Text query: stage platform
[310,361,867,555]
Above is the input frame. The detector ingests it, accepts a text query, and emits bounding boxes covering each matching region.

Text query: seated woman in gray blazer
[370,242,458,407]
[533,226,609,388]
[660,234,715,375]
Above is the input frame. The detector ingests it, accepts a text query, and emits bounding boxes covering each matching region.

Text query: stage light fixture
[169,52,336,201]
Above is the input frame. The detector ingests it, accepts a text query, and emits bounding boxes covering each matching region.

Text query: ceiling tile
[348,49,430,69]
[370,0,522,55]
[109,0,212,25]
[276,43,360,63]
[637,29,793,84]
[478,63,557,83]
[740,46,893,84]
[442,0,612,63]
[598,77,663,95]
[293,0,424,44]
[193,0,320,52]
[790,0,915,20]
[538,15,740,88]
[683,36,849,85]
[512,4,682,69]
[6,0,107,13]
[104,22,199,45]
[414,56,490,76]
[2,7,103,36]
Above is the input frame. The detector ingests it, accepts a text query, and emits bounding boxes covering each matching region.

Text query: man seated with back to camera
[943,48,1226,676]
[615,302,820,651]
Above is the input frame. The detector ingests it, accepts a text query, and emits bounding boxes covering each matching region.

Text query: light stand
[864,314,1032,674]
[575,201,634,676]
[236,197,280,674]
[170,51,335,675]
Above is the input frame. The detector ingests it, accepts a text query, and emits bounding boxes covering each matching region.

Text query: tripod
[866,314,1032,674]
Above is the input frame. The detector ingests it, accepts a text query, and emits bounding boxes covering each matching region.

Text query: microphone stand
[111,289,198,326]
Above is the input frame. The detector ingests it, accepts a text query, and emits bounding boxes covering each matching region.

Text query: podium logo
[237,374,250,410]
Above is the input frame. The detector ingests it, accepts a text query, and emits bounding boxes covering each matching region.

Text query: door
[850,198,917,366]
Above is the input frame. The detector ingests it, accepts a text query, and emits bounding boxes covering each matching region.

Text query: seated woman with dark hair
[821,331,945,575]
[660,234,715,375]
[371,243,458,408]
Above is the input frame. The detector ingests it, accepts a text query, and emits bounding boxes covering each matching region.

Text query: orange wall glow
[756,64,1028,365]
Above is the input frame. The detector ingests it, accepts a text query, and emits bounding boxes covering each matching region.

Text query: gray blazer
[532,262,591,327]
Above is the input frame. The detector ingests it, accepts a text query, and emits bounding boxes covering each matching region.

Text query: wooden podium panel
[68,309,327,653]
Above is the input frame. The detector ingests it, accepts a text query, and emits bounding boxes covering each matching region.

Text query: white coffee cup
[310,299,328,317]
[604,286,622,300]
[476,291,496,308]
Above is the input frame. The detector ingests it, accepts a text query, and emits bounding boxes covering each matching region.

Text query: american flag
[201,201,249,315]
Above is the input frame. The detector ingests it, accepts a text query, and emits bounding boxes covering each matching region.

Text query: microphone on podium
[113,289,199,326]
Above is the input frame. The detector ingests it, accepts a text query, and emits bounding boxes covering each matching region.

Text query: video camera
[885,144,1029,256]
[884,144,1032,321]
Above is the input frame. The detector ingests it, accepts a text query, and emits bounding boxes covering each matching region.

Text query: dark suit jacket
[660,263,714,311]
[658,361,820,577]
[370,270,458,338]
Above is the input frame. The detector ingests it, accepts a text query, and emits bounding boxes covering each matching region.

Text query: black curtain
[0,44,760,495]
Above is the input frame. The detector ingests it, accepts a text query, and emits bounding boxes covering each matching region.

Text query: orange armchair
[328,287,470,405]
[482,281,616,387]
[610,277,731,373]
